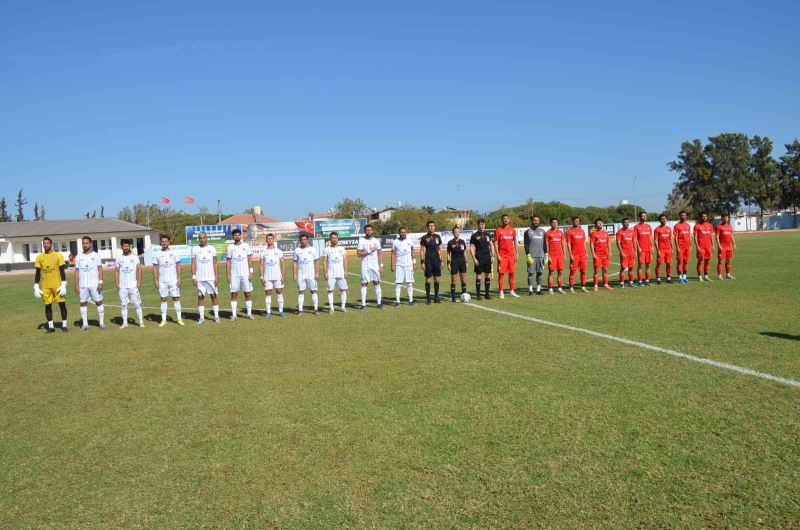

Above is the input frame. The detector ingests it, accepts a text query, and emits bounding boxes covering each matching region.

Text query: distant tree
[0,197,8,222]
[33,203,39,221]
[15,189,27,222]
[779,139,800,228]
[197,205,211,225]
[85,212,91,219]
[100,205,105,218]
[421,205,436,215]
[39,205,46,220]
[91,210,97,218]
[663,184,693,219]
[702,133,750,214]
[746,135,780,227]
[333,197,370,219]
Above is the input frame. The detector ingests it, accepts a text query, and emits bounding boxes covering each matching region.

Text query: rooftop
[0,218,156,238]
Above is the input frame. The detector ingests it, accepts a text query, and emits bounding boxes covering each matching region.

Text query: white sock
[395,284,402,303]
[97,305,105,325]
[277,294,284,312]
[311,293,318,310]
[135,306,143,324]
[361,286,367,306]
[245,300,252,316]
[62,320,68,328]
[174,301,182,320]
[375,285,382,305]
[198,305,205,321]
[80,306,88,326]
[47,320,54,328]
[265,296,272,314]
[341,291,347,308]
[213,305,219,318]
[407,283,414,302]
[230,300,237,316]
[160,302,167,321]
[121,305,128,323]
[298,293,305,312]
[328,292,334,308]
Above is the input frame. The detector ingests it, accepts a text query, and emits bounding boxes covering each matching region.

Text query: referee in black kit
[420,220,444,304]
[469,219,495,299]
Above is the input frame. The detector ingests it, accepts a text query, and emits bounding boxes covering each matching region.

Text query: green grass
[1,232,799,528]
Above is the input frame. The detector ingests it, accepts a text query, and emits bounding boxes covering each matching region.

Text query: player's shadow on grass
[760,331,800,341]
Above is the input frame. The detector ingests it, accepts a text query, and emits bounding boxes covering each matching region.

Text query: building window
[32,242,41,254]
[61,242,68,252]
[100,239,108,250]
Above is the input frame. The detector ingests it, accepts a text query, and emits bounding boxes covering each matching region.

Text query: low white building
[0,219,160,271]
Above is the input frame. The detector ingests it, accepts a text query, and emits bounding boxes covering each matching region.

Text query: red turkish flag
[161,197,171,204]
[184,196,195,205]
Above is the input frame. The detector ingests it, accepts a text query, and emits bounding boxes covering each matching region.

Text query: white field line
[349,272,800,389]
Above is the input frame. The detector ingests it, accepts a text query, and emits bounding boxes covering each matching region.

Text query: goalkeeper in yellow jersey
[34,237,69,332]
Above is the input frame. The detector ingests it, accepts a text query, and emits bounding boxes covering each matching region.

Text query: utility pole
[217,200,222,224]
[146,201,150,227]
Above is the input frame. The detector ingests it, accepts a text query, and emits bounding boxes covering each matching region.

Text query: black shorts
[449,258,467,274]
[424,258,442,278]
[474,257,492,274]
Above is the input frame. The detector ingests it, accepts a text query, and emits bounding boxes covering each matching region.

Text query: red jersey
[694,222,714,248]
[590,229,610,257]
[495,225,517,256]
[545,228,564,256]
[633,222,653,251]
[716,223,734,247]
[566,227,587,256]
[654,225,672,251]
[616,227,635,253]
[673,221,692,248]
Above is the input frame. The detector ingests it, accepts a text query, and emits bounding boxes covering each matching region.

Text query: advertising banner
[314,218,369,238]
[185,224,243,255]
[242,220,314,241]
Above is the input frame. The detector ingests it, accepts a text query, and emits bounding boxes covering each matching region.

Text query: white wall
[0,232,157,265]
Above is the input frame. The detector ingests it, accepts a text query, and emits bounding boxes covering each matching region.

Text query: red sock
[704,262,710,274]
[696,262,702,275]
[558,277,563,287]
[509,273,515,291]
[717,261,723,275]
[666,264,672,277]
[726,261,731,274]
[603,273,608,286]
[498,272,505,290]
[628,272,634,282]
[580,270,586,286]
[568,270,575,286]
[593,274,599,286]
[655,264,661,277]
[645,269,650,281]
[548,278,553,288]
[637,269,642,282]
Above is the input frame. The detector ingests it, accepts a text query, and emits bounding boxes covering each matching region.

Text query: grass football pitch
[1,231,799,528]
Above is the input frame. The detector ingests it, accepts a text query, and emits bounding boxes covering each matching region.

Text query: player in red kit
[616,218,637,288]
[493,214,519,298]
[653,214,673,284]
[546,218,566,294]
[590,218,613,291]
[566,216,589,292]
[693,212,714,281]
[673,210,692,283]
[633,211,653,286]
[715,213,736,279]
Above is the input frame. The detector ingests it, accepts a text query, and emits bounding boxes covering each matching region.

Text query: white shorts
[297,277,318,291]
[196,280,218,296]
[361,268,381,284]
[327,277,348,291]
[395,265,414,284]
[158,282,181,298]
[119,287,141,306]
[230,276,253,293]
[79,287,103,303]
[263,278,284,290]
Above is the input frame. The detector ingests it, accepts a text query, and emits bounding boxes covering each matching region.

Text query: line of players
[33,211,737,330]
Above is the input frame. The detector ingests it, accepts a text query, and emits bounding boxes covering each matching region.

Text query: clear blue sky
[1,1,798,220]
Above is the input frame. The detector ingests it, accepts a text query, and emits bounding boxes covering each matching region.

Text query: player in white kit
[391,226,416,307]
[152,234,184,327]
[322,231,348,314]
[357,224,384,310]
[226,228,254,320]
[259,233,286,318]
[74,236,106,331]
[114,239,144,328]
[293,233,320,315]
[191,231,220,324]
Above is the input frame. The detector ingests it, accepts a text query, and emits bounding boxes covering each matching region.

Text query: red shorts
[697,246,712,260]
[657,249,672,264]
[569,254,587,272]
[498,255,516,273]
[718,247,734,260]
[620,253,634,269]
[549,254,564,271]
[638,250,652,263]
[678,246,691,264]
[593,256,610,269]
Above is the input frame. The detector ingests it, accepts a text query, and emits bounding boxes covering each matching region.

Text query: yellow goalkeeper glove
[526,254,534,266]
[544,253,549,265]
